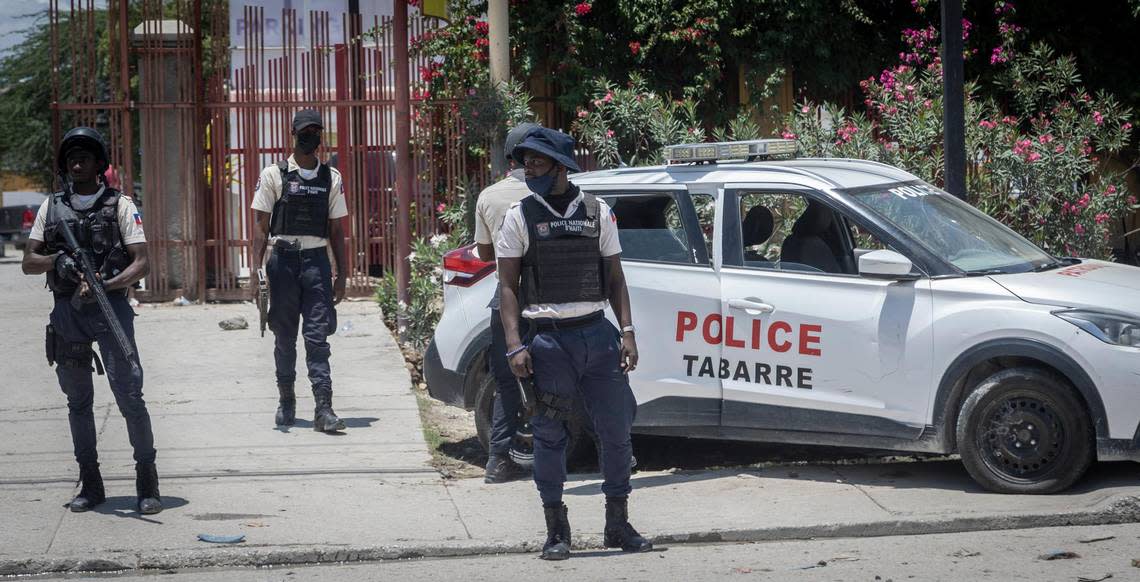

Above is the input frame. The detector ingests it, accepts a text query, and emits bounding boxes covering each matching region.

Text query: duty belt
[528,310,604,332]
[273,239,325,255]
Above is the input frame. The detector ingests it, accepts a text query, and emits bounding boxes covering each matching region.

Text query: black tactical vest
[43,189,130,295]
[519,193,608,306]
[269,160,331,238]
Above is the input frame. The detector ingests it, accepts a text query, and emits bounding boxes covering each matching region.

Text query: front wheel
[956,367,1093,494]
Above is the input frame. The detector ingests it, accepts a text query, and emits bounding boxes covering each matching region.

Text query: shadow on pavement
[568,547,669,559]
[81,496,190,524]
[438,435,488,468]
[274,417,379,433]
[558,432,1140,496]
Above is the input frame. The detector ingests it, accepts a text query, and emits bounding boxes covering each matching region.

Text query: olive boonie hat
[511,127,581,173]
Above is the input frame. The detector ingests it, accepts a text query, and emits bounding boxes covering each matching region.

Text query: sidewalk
[2,260,1139,576]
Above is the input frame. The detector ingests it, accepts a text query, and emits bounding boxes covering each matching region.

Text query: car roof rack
[663,139,798,165]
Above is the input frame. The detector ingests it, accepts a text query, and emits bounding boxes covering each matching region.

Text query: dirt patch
[413,384,485,479]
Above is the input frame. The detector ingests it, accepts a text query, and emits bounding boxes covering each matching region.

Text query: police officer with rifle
[496,127,652,560]
[22,127,162,515]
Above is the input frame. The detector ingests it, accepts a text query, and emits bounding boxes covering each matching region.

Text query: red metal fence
[50,1,483,301]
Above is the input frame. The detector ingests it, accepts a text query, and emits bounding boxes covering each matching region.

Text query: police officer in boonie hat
[494,127,652,560]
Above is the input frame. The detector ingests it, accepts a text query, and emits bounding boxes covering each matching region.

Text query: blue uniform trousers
[267,247,335,390]
[50,293,156,465]
[488,308,524,457]
[529,316,636,505]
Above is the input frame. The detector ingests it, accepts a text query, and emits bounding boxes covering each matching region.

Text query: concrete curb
[4,495,1138,576]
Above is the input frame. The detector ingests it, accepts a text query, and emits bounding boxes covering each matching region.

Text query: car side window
[737,191,852,275]
[600,193,701,265]
[690,193,715,262]
[845,217,923,275]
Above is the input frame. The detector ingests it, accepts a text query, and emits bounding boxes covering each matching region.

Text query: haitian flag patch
[133,212,143,225]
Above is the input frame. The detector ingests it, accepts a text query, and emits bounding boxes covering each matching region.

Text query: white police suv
[425,139,1140,494]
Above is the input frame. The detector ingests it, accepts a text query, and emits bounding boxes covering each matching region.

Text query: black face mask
[296,132,321,154]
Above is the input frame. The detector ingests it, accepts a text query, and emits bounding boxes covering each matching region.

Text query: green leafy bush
[377,182,472,352]
[572,74,761,169]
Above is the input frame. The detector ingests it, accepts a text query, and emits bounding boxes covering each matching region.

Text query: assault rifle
[257,267,269,337]
[56,218,140,375]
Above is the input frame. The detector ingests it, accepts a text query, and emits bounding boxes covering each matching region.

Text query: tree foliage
[0,12,97,189]
[509,0,903,122]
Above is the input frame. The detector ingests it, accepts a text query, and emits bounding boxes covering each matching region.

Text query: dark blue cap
[511,127,581,173]
[293,109,323,132]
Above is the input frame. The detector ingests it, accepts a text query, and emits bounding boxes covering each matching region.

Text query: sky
[0,0,51,57]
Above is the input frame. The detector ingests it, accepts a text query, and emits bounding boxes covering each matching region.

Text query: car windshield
[845,182,1055,274]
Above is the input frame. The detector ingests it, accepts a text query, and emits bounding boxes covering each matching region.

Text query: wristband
[621,325,636,334]
[506,345,528,359]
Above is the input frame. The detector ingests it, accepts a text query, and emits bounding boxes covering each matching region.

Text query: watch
[621,325,636,335]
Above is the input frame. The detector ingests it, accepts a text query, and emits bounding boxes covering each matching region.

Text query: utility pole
[488,0,509,177]
[941,0,967,200]
[394,0,413,331]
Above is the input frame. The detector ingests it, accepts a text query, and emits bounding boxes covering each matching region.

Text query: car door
[584,186,722,428]
[717,185,934,438]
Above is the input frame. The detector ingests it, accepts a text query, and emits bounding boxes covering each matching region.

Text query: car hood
[992,259,1140,316]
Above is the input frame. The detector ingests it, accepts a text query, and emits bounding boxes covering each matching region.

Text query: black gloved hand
[54,252,81,283]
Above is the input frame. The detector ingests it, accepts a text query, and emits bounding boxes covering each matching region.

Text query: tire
[955,367,1094,494]
[473,363,594,467]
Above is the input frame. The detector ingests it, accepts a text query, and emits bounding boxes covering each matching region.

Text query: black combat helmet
[504,122,540,163]
[57,127,110,174]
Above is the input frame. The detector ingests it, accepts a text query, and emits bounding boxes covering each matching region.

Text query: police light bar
[664,139,797,164]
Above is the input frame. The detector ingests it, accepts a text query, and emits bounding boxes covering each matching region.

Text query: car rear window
[600,193,701,265]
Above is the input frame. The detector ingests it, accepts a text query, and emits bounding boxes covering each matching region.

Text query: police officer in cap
[475,121,540,483]
[251,109,349,432]
[496,127,652,560]
[22,127,162,515]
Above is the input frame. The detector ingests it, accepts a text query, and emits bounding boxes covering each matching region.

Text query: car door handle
[728,298,775,314]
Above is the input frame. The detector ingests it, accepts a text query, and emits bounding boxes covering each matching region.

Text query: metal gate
[50,1,481,301]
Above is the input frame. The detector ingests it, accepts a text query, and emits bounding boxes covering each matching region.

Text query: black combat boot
[540,503,571,560]
[135,462,163,515]
[484,454,525,484]
[313,388,345,433]
[69,463,106,512]
[275,383,296,426]
[604,496,653,552]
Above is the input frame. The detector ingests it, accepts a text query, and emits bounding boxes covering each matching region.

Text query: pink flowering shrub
[572,74,767,168]
[785,2,1136,260]
[571,75,707,167]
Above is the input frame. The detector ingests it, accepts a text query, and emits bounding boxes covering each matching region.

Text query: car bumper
[1097,427,1140,462]
[424,339,465,408]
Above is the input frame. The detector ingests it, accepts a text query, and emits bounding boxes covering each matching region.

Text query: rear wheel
[956,367,1093,494]
[473,361,594,467]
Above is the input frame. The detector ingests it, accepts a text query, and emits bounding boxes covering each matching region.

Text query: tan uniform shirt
[251,155,348,250]
[474,169,529,246]
[28,187,147,245]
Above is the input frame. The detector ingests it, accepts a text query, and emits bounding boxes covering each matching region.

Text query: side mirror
[859,249,920,281]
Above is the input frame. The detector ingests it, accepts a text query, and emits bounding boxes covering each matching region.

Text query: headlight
[1055,309,1140,348]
